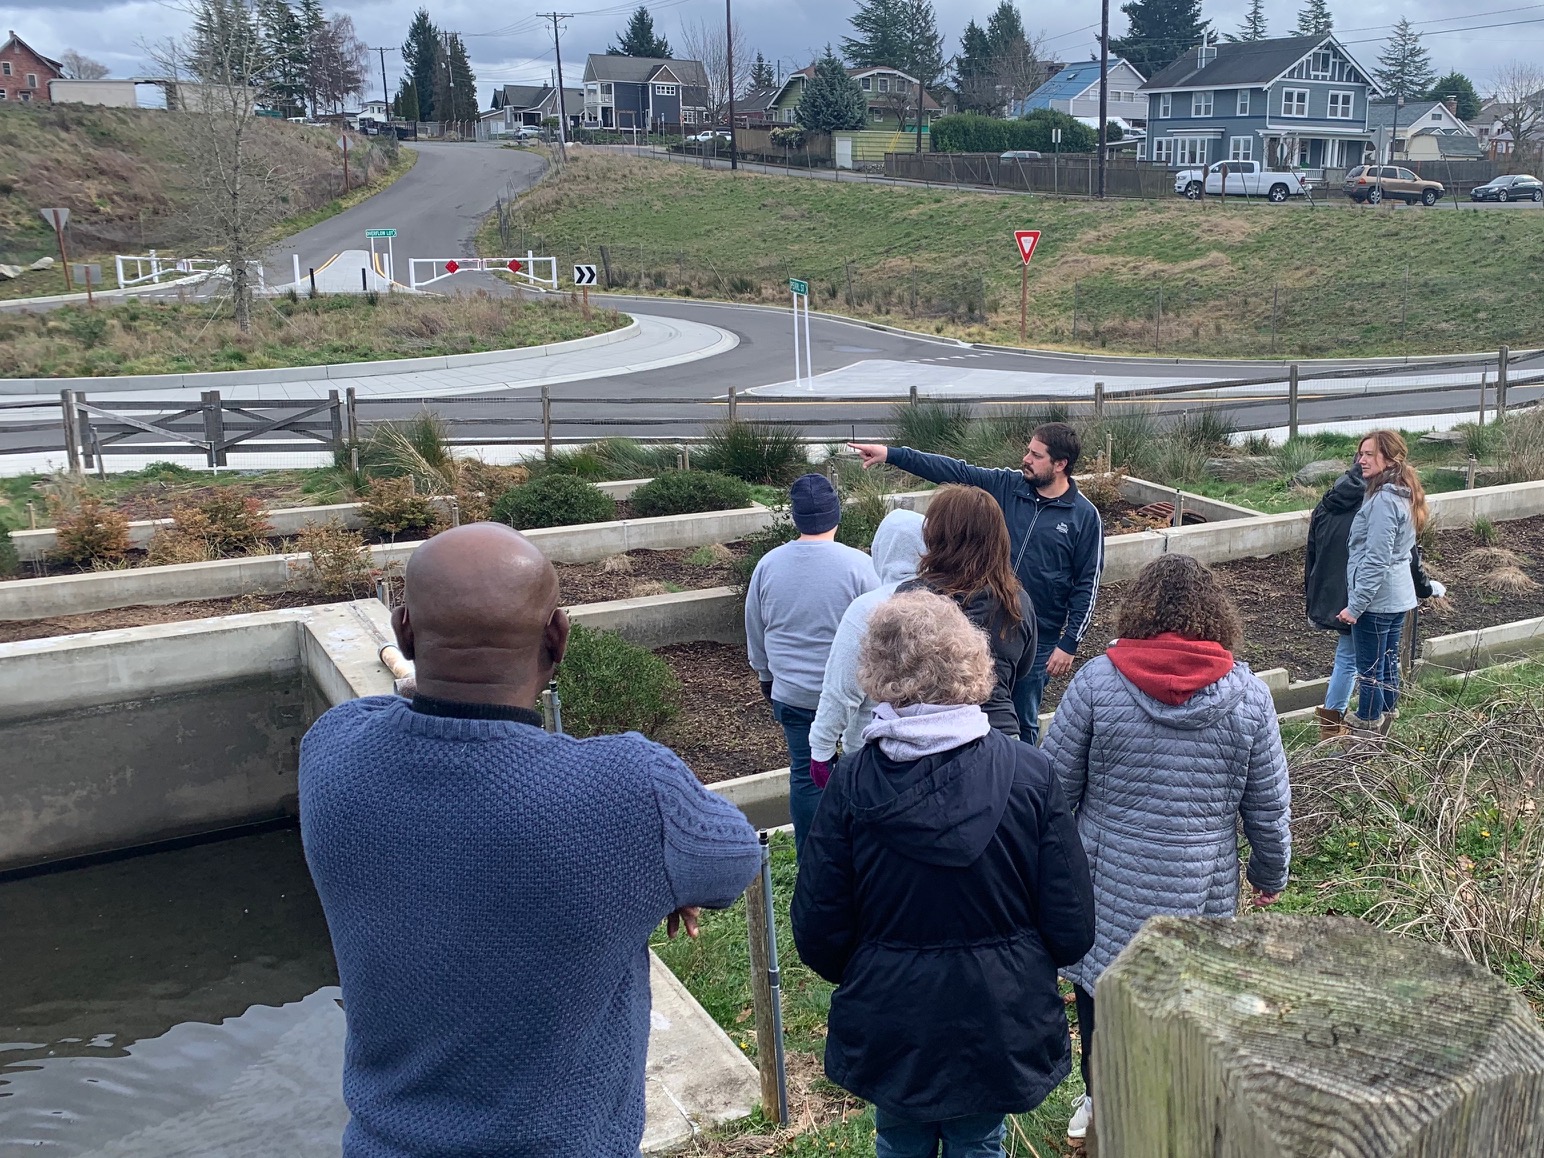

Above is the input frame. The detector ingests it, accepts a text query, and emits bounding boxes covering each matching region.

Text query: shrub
[631,470,753,517]
[362,476,438,539]
[1474,517,1498,547]
[555,624,681,739]
[491,474,616,529]
[139,460,199,482]
[1502,406,1544,483]
[144,528,214,565]
[0,528,17,578]
[189,492,273,554]
[48,496,131,566]
[697,420,807,485]
[297,523,374,597]
[930,109,1096,154]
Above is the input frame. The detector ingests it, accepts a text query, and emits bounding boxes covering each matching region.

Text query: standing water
[0,827,347,1155]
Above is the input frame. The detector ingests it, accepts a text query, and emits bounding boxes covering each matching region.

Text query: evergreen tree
[295,0,324,114]
[1425,70,1479,122]
[609,7,671,58]
[797,45,867,131]
[902,0,944,150]
[256,0,306,117]
[984,0,1040,105]
[953,18,996,113]
[191,0,262,84]
[1294,0,1332,36]
[445,32,477,124]
[430,35,453,125]
[750,52,775,89]
[1374,17,1435,98]
[841,0,911,70]
[393,76,419,121]
[1226,0,1268,43]
[402,8,440,122]
[1110,0,1209,77]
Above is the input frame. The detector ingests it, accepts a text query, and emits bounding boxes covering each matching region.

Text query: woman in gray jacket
[1337,429,1429,738]
[1043,554,1291,1143]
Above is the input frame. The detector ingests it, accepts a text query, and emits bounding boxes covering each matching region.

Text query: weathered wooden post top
[1095,914,1544,1158]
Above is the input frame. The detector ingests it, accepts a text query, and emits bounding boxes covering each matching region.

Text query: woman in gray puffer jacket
[1043,553,1291,1144]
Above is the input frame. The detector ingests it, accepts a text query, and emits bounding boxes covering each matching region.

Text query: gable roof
[738,85,779,114]
[1366,98,1472,134]
[493,84,551,111]
[583,54,708,88]
[770,63,941,111]
[1,30,64,73]
[1140,34,1375,94]
[1022,58,1145,105]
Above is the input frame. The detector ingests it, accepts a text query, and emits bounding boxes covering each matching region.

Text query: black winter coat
[897,579,1037,738]
[790,727,1095,1121]
[1304,466,1364,632]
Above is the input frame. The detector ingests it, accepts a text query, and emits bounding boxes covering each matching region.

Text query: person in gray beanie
[746,473,878,853]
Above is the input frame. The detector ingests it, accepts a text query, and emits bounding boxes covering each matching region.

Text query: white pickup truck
[1173,160,1312,202]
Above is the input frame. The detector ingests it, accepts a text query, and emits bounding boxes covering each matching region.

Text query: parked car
[512,125,544,140]
[1469,174,1544,203]
[693,129,731,141]
[1000,150,1043,162]
[1173,160,1311,202]
[1342,165,1444,206]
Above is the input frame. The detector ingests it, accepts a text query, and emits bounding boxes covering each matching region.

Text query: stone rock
[1293,459,1346,488]
[1205,455,1278,483]
[0,264,21,280]
[1420,429,1466,445]
[29,256,54,271]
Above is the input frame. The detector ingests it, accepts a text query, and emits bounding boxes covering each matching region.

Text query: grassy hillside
[0,103,407,289]
[499,152,1544,358]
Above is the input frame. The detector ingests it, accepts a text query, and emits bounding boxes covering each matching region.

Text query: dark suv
[1342,164,1444,206]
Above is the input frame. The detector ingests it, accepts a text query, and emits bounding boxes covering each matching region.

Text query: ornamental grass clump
[556,624,681,739]
[697,420,807,485]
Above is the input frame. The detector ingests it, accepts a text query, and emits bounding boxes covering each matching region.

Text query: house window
[653,84,676,96]
[870,109,883,121]
[1327,91,1353,119]
[861,77,871,91]
[877,77,889,93]
[1193,91,1213,117]
[600,83,612,97]
[1230,136,1253,160]
[18,90,29,102]
[1,62,9,76]
[0,90,7,100]
[1430,111,1442,121]
[1310,51,1331,80]
[1175,137,1209,165]
[1281,88,1308,117]
[1237,90,1250,116]
[1158,93,1172,118]
[26,73,36,88]
[682,108,697,124]
[1151,137,1174,164]
[1298,139,1312,166]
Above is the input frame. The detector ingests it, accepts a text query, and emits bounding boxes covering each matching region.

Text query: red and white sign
[444,259,460,274]
[1014,230,1041,264]
[506,259,523,273]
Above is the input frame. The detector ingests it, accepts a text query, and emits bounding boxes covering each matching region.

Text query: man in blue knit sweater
[300,523,761,1158]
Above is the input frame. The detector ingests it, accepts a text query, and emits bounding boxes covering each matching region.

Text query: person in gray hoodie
[807,509,927,789]
[1043,553,1291,1144]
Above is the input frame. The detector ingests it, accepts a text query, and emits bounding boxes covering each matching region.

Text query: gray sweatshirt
[745,539,879,709]
[808,511,927,760]
[1345,482,1418,618]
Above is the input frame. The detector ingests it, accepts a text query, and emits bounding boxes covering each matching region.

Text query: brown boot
[1315,706,1349,743]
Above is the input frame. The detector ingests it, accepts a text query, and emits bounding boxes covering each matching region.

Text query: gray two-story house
[581,55,710,132]
[1140,34,1382,172]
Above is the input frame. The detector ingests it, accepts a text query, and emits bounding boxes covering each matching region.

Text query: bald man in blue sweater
[300,523,761,1157]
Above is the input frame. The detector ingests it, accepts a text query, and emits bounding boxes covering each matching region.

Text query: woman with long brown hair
[1337,429,1430,737]
[898,484,1037,738]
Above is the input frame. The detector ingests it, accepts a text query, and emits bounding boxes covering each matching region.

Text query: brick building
[0,31,63,105]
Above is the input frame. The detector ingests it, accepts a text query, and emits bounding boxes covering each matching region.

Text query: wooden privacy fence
[885,152,1180,198]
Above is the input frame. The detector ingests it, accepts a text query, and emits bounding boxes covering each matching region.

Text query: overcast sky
[8,0,1543,109]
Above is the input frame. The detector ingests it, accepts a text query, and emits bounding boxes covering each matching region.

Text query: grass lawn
[0,293,625,378]
[494,152,1544,359]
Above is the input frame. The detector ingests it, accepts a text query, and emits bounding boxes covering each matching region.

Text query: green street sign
[365,228,397,238]
[788,277,809,296]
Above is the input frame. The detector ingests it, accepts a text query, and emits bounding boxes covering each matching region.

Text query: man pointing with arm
[849,422,1104,742]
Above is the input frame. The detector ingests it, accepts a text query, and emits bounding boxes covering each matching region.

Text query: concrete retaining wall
[569,587,743,649]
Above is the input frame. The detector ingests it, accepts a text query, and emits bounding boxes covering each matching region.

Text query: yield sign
[506,259,523,272]
[444,259,460,274]
[40,207,70,231]
[1014,230,1041,264]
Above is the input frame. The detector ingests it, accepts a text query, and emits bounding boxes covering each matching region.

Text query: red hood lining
[1106,632,1235,705]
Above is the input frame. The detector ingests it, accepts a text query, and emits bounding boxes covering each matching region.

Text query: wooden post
[727,385,737,424]
[1288,363,1300,441]
[1478,369,1488,426]
[201,390,226,467]
[346,386,359,446]
[1094,915,1544,1157]
[541,385,553,460]
[1019,263,1027,345]
[59,390,81,477]
[1094,381,1105,421]
[1497,344,1510,416]
[76,393,93,473]
[328,389,343,452]
[744,835,784,1124]
[909,382,919,407]
[1467,454,1478,489]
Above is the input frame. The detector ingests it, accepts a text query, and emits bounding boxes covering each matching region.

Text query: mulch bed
[655,641,788,785]
[0,590,341,645]
[555,544,747,604]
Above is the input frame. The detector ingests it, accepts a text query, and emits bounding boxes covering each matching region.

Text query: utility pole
[371,46,390,110]
[725,0,738,170]
[538,12,573,158]
[1097,0,1109,198]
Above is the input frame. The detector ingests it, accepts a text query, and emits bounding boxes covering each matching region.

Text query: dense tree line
[396,7,476,124]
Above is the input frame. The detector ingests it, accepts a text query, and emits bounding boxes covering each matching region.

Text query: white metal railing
[115,252,266,292]
[408,254,558,292]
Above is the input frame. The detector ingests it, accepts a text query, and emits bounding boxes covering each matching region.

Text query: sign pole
[788,278,809,388]
[1020,263,1027,344]
[791,287,801,387]
[802,292,813,392]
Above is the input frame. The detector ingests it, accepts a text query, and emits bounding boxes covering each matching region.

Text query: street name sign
[365,228,396,238]
[788,277,809,296]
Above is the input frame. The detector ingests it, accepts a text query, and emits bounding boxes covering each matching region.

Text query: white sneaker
[1067,1092,1092,1140]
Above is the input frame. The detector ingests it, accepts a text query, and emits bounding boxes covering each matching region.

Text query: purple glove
[809,759,832,790]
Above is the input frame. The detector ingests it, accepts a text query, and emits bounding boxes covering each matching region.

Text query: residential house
[0,30,63,105]
[357,98,390,124]
[1475,94,1544,160]
[581,55,709,131]
[1139,33,1381,171]
[737,84,780,126]
[765,64,941,131]
[1010,58,1148,127]
[1365,97,1481,162]
[486,83,582,132]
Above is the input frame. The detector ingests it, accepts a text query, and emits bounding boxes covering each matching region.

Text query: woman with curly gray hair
[1044,553,1291,1144]
[792,589,1094,1158]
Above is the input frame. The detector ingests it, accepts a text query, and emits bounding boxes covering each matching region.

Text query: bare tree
[309,13,368,113]
[60,50,111,80]
[678,16,752,126]
[1491,62,1544,169]
[148,0,295,332]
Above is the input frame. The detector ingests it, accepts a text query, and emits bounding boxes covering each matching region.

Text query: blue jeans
[1011,637,1059,744]
[1325,632,1358,713]
[875,1109,1005,1158]
[772,700,818,854]
[1352,611,1406,722]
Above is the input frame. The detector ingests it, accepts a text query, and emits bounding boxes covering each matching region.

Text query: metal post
[744,833,789,1124]
[1097,0,1109,199]
[91,429,106,481]
[1466,455,1477,489]
[1270,284,1279,355]
[1019,263,1027,344]
[727,384,737,424]
[802,293,813,392]
[1155,284,1163,352]
[60,390,82,477]
[1072,280,1079,340]
[1497,345,1509,416]
[1288,364,1300,441]
[309,267,317,297]
[76,393,93,472]
[1172,488,1185,528]
[541,385,553,460]
[791,289,801,387]
[1094,381,1105,421]
[293,253,301,287]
